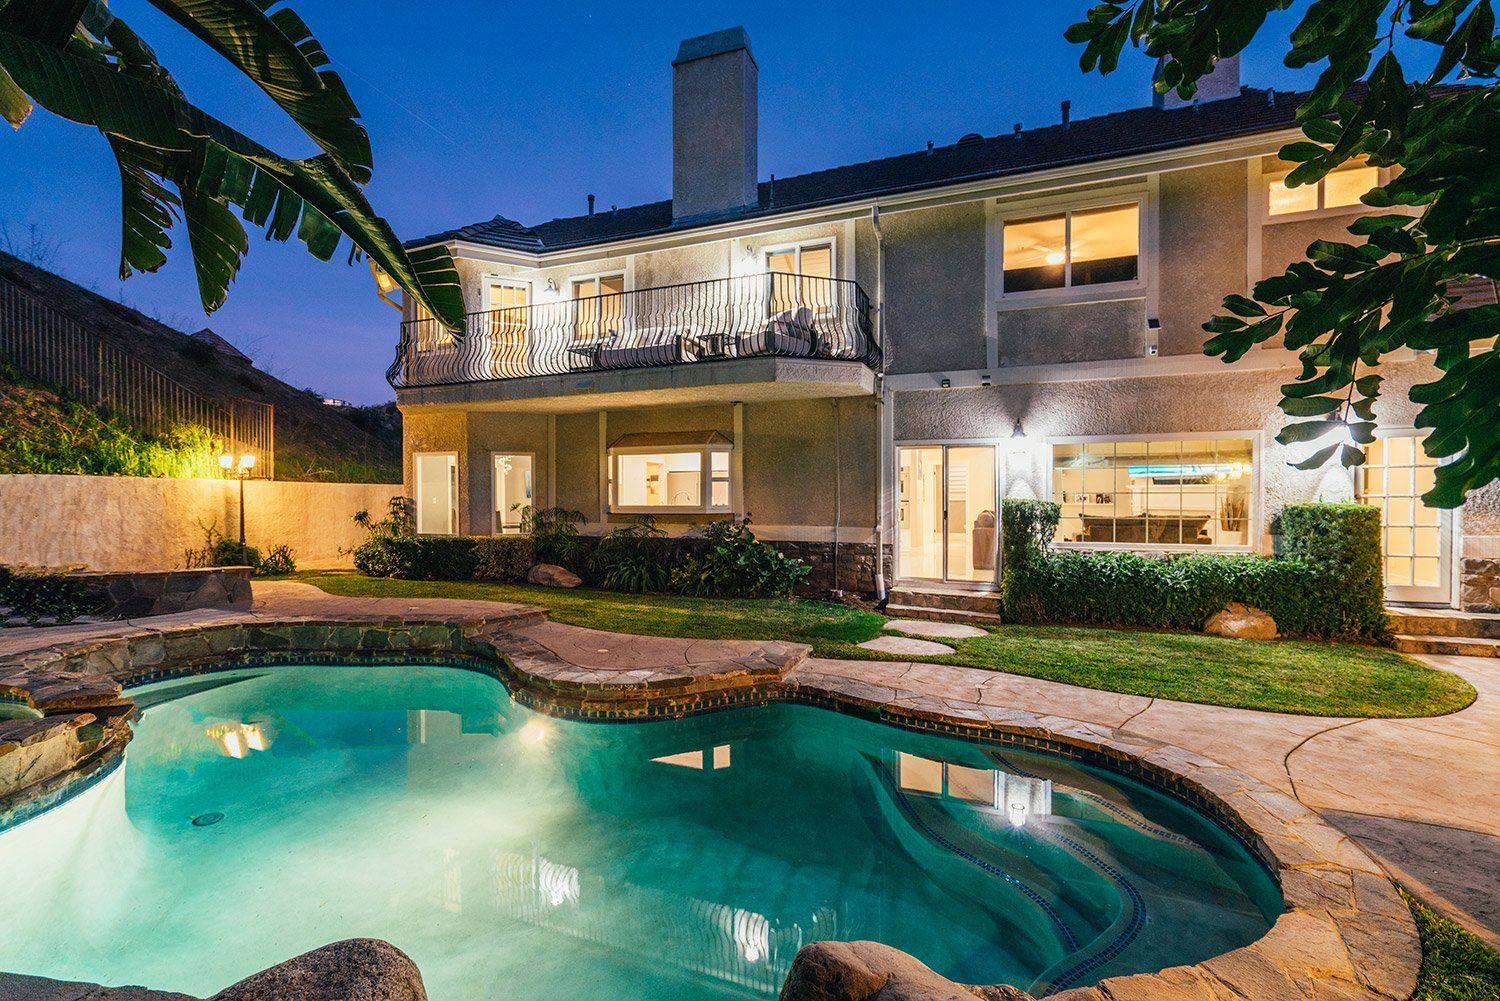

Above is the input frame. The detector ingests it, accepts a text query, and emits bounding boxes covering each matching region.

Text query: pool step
[1393,633,1500,658]
[1387,608,1500,639]
[885,587,1002,627]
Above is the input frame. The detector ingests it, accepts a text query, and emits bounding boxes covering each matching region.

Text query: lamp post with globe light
[219,452,256,559]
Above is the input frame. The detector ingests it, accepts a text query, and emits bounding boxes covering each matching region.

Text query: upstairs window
[410,302,456,352]
[1268,162,1380,217]
[572,274,625,341]
[765,242,834,314]
[1002,203,1140,294]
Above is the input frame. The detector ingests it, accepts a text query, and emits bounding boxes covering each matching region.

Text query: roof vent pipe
[926,140,934,154]
[768,174,775,207]
[1013,122,1022,135]
[1061,100,1071,129]
[587,194,595,217]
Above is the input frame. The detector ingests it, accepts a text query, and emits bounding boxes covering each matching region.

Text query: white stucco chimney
[1153,54,1241,109]
[672,26,758,222]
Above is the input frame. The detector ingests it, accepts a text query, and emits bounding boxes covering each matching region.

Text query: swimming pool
[0,663,1281,999]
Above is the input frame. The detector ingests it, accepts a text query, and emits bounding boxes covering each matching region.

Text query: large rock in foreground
[527,564,582,588]
[780,940,1033,1001]
[1203,602,1279,640]
[211,939,426,1001]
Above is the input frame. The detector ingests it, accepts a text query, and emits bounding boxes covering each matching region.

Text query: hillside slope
[0,251,400,481]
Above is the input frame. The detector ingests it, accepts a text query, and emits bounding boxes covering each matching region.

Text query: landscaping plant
[520,507,586,569]
[592,516,671,593]
[0,564,101,624]
[675,515,810,600]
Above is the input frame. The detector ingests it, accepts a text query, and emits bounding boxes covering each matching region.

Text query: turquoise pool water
[0,664,1280,999]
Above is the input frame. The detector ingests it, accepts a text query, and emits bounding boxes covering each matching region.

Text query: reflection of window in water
[896,751,1052,826]
[651,743,732,770]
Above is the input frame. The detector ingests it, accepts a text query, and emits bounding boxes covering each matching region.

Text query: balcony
[388,274,878,392]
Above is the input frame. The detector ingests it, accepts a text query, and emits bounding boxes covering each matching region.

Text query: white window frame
[481,276,532,315]
[1044,430,1263,554]
[570,272,627,342]
[413,451,458,537]
[1262,162,1390,224]
[409,301,458,354]
[762,237,838,317]
[491,451,535,536]
[608,443,734,515]
[996,191,1148,307]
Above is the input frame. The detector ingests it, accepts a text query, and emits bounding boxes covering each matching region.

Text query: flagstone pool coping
[0,609,1421,1001]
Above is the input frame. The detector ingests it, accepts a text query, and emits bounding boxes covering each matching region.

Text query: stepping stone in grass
[883,618,986,640]
[858,635,955,656]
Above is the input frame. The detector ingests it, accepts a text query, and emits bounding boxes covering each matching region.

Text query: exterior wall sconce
[1012,419,1025,438]
[545,279,559,293]
[219,452,256,551]
[940,378,951,389]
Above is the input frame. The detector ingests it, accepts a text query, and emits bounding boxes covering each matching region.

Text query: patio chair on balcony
[590,326,698,369]
[737,307,816,358]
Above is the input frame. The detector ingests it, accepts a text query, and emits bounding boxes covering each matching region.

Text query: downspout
[832,397,841,592]
[871,205,888,600]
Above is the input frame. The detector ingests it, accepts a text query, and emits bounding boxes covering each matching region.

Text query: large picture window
[609,431,733,514]
[1002,203,1140,294]
[1049,436,1255,548]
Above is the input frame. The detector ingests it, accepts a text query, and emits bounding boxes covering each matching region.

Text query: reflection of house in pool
[895,750,1053,828]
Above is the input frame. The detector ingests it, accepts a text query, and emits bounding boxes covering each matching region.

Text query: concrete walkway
[4,579,1495,948]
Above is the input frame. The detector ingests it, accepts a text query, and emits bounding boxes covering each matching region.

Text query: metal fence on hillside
[0,276,274,477]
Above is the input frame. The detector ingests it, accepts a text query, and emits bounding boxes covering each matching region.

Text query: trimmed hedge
[353,536,535,582]
[1001,501,1389,641]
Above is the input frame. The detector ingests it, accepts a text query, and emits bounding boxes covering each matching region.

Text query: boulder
[780,940,1033,1001]
[210,939,426,1001]
[526,564,582,588]
[1204,602,1279,641]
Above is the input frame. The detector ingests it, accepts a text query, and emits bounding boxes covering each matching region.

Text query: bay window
[609,431,734,514]
[1049,435,1256,548]
[1002,202,1140,294]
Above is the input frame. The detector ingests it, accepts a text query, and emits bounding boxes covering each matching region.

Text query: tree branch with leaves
[0,0,464,331]
[1067,0,1500,507]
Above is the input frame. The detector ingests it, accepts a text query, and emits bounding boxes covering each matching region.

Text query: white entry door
[1360,433,1454,605]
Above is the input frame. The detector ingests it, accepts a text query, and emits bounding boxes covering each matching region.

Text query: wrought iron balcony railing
[388,273,878,389]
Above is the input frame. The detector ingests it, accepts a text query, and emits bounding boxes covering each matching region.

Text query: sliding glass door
[897,445,999,585]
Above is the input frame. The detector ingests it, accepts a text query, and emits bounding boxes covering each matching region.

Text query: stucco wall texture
[0,475,399,571]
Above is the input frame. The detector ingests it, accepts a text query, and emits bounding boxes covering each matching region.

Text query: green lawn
[1402,888,1500,1001]
[291,573,1476,719]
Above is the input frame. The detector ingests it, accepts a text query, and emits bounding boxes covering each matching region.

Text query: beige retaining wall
[0,475,401,571]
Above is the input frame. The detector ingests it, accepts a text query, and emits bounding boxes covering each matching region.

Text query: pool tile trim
[0,614,1421,1001]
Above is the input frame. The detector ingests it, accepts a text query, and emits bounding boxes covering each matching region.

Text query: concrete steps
[1390,608,1500,657]
[884,586,1002,627]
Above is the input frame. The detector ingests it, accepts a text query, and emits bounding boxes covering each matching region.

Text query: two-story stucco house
[393,26,1499,618]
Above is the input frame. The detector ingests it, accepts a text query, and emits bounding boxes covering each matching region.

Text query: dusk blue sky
[0,2,1395,402]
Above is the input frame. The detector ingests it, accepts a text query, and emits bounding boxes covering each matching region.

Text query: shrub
[473,536,535,581]
[675,515,810,599]
[0,565,102,624]
[521,507,585,568]
[257,544,297,576]
[1000,499,1060,619]
[593,516,671,593]
[211,537,261,570]
[1277,503,1388,640]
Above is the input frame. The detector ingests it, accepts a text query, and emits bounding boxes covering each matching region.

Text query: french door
[1360,432,1454,605]
[897,445,999,585]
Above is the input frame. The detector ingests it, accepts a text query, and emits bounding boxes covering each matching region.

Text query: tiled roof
[412,86,1313,255]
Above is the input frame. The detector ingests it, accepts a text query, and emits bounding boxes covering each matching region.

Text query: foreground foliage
[0,565,101,623]
[1069,1,1500,507]
[0,0,462,326]
[293,574,1474,718]
[0,364,222,477]
[1401,887,1500,1000]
